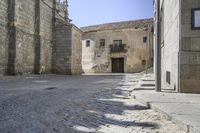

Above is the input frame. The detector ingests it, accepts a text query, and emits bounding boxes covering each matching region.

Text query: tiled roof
[80,18,153,33]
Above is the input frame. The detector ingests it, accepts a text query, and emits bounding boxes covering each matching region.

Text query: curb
[132,93,200,133]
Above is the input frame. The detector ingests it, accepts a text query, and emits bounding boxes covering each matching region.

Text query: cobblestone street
[0,74,185,133]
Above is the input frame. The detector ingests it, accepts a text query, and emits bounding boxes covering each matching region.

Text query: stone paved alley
[0,74,186,133]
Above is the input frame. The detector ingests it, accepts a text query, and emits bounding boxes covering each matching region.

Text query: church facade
[0,0,82,76]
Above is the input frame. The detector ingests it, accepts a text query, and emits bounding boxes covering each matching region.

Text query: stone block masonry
[0,0,8,75]
[52,20,82,75]
[5,0,53,75]
[179,0,200,93]
[71,25,83,74]
[0,0,82,76]
[154,0,200,93]
[14,0,36,75]
[52,20,72,74]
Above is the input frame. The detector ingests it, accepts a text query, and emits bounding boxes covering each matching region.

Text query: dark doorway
[112,58,124,73]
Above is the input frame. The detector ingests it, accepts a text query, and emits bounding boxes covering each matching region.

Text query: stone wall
[179,0,200,93]
[14,0,35,74]
[0,0,55,75]
[0,0,8,75]
[159,0,180,91]
[81,19,153,73]
[155,0,200,93]
[82,40,96,73]
[52,20,72,74]
[14,0,54,75]
[0,0,79,76]
[52,20,82,75]
[71,25,82,74]
[40,0,54,74]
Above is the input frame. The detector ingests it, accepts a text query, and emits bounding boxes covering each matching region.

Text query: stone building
[0,0,82,76]
[53,20,82,75]
[154,0,200,93]
[81,19,154,73]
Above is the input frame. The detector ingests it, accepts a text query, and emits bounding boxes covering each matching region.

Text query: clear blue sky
[68,0,153,27]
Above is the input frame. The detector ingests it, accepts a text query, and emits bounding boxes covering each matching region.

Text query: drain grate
[44,87,57,90]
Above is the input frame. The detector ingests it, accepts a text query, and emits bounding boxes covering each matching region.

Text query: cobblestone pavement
[0,74,186,133]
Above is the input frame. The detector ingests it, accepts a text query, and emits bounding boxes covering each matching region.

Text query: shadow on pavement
[0,75,158,133]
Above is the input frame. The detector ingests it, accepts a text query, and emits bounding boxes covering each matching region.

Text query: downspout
[155,0,161,92]
[178,0,181,92]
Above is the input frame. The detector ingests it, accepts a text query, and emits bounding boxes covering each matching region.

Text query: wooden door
[112,58,124,73]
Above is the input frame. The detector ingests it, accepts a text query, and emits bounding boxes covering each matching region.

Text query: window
[143,37,147,43]
[86,40,90,47]
[100,39,105,47]
[191,8,200,29]
[110,40,125,53]
[141,60,146,65]
[113,40,122,45]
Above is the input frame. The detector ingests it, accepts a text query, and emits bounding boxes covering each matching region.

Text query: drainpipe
[155,0,161,92]
[145,26,148,75]
[145,29,148,75]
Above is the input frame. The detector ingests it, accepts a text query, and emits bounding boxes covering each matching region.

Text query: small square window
[100,39,105,47]
[191,8,200,29]
[143,37,147,43]
[86,40,90,47]
[141,60,146,65]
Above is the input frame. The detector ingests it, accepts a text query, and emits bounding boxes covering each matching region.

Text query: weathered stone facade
[154,0,200,93]
[180,0,200,93]
[0,0,82,76]
[81,19,153,73]
[71,25,82,74]
[52,20,82,75]
[6,0,54,75]
[0,0,8,75]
